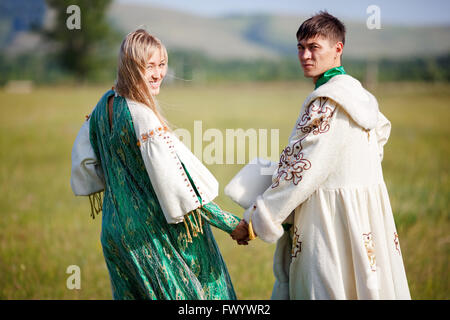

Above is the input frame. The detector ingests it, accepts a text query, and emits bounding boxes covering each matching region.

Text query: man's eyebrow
[301,42,321,47]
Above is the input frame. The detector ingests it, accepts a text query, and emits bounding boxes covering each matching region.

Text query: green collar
[314,66,346,89]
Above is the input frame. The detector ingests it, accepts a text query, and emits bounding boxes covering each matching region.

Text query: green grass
[0,81,448,299]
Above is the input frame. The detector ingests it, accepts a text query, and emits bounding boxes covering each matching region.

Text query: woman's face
[144,49,167,96]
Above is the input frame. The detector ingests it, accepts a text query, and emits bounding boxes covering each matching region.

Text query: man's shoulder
[304,75,379,130]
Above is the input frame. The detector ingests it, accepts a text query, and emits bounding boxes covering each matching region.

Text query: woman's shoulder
[91,89,115,118]
[124,97,162,133]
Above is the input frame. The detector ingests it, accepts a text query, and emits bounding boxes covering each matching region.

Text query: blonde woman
[87,29,242,299]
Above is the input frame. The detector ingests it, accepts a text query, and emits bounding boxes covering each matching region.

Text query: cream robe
[243,75,411,299]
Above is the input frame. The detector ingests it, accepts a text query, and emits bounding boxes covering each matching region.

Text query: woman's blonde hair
[115,29,169,127]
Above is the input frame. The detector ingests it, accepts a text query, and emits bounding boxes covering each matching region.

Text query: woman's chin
[150,88,160,96]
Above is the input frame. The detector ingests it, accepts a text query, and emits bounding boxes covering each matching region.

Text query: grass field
[0,81,448,299]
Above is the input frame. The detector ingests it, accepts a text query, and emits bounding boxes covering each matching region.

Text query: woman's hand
[230,219,250,245]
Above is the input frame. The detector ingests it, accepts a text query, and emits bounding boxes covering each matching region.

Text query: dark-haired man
[232,12,410,299]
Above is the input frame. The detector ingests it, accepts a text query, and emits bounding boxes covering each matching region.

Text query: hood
[303,74,379,130]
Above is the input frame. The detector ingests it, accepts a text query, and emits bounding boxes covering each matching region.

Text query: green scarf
[314,66,346,89]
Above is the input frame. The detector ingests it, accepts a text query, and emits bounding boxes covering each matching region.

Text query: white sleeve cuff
[243,196,284,243]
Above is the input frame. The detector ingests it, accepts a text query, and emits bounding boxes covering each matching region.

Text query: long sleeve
[181,162,240,234]
[243,98,346,243]
[127,100,202,224]
[200,202,240,234]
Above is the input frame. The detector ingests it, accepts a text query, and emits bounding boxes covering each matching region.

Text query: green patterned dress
[89,90,240,300]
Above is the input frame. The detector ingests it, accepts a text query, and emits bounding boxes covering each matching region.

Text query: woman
[87,29,241,299]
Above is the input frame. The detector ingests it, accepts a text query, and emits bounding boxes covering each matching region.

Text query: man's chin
[302,71,316,79]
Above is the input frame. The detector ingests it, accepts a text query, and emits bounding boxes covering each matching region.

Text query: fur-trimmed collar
[304,74,379,130]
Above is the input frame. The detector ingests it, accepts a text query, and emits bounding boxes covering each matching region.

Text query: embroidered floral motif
[363,232,376,272]
[394,232,401,255]
[291,226,302,258]
[271,98,334,188]
[272,138,312,188]
[139,126,169,144]
[297,97,335,135]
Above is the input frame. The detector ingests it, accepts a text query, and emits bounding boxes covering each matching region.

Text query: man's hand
[231,219,250,245]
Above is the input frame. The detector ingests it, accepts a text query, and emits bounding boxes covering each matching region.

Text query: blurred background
[0,0,448,299]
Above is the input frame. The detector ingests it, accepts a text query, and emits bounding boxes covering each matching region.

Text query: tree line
[0,0,448,86]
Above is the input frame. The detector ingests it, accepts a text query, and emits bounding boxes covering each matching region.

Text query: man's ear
[335,41,344,59]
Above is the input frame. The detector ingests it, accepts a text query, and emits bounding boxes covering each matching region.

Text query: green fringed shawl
[88,90,240,300]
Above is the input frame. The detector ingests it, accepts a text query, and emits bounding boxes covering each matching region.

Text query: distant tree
[43,0,119,81]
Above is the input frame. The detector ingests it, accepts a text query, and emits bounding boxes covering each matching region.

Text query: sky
[119,0,450,26]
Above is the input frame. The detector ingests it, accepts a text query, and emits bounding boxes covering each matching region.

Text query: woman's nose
[151,70,161,80]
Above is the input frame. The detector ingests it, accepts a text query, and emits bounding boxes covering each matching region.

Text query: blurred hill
[107,2,450,60]
[0,1,449,84]
[2,2,449,60]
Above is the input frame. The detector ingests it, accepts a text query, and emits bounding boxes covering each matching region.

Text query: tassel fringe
[183,208,204,244]
[88,191,103,219]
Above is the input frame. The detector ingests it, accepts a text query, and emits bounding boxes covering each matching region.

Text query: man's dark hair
[296,11,346,45]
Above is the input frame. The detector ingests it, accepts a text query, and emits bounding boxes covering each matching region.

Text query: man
[231,11,410,299]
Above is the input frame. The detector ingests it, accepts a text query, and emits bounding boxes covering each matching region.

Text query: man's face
[297,35,342,82]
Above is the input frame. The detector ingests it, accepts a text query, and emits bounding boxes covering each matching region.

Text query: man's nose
[299,49,311,60]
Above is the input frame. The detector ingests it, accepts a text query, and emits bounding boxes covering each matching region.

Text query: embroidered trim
[272,97,334,188]
[363,232,377,272]
[291,226,302,258]
[139,125,169,143]
[394,232,401,255]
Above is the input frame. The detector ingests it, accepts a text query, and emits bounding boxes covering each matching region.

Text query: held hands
[230,219,251,245]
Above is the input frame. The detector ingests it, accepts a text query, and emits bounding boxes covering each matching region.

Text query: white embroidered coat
[243,75,411,300]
